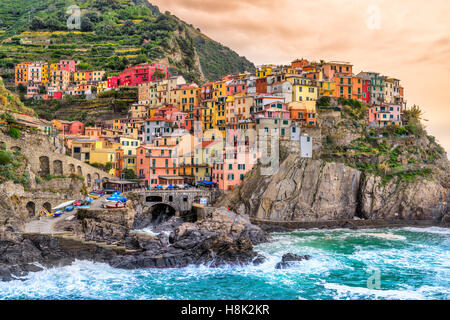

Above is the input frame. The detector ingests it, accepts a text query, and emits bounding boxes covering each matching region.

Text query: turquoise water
[1,227,449,300]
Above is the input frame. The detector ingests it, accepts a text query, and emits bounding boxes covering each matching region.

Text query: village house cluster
[13,58,407,191]
[14,60,108,99]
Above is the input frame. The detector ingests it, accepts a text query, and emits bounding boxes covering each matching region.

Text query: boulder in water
[275,253,311,269]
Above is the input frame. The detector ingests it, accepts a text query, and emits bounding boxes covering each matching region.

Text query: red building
[107,63,168,88]
[362,79,372,103]
[256,78,268,93]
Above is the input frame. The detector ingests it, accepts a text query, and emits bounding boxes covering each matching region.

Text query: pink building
[69,121,85,135]
[369,104,402,127]
[26,85,40,98]
[211,129,259,191]
[167,111,188,129]
[226,78,247,96]
[108,63,168,88]
[136,134,183,187]
[254,101,291,119]
[59,60,76,73]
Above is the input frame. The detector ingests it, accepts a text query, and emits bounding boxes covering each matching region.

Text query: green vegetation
[8,127,20,139]
[317,96,331,107]
[339,98,368,120]
[122,168,137,180]
[24,87,137,121]
[0,148,30,187]
[43,173,67,181]
[89,161,113,173]
[69,173,85,182]
[0,0,254,85]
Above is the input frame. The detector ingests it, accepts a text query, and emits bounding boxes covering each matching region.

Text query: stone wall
[0,132,116,189]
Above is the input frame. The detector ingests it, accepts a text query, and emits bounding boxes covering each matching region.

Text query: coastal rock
[275,253,311,269]
[110,207,269,269]
[360,175,448,220]
[220,156,362,222]
[219,152,449,225]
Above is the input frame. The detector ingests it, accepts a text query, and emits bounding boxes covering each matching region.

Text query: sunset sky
[151,0,450,156]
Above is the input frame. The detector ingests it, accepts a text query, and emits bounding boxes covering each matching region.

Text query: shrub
[9,127,21,139]
[0,150,13,165]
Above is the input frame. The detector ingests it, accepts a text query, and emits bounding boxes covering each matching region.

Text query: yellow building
[89,148,118,175]
[212,97,227,137]
[256,64,276,78]
[74,71,86,83]
[178,85,200,112]
[319,80,336,97]
[97,81,108,93]
[120,137,140,173]
[41,63,50,83]
[213,81,227,99]
[287,76,319,105]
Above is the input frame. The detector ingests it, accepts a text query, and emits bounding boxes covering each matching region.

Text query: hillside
[31,87,138,122]
[0,77,34,115]
[0,0,255,84]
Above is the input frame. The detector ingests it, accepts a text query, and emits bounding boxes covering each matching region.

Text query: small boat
[53,209,64,217]
[65,205,74,212]
[79,205,90,208]
[45,210,54,218]
[101,188,120,195]
[73,202,82,207]
[105,201,125,209]
[52,200,75,211]
[40,209,50,217]
[106,195,128,203]
[89,193,101,199]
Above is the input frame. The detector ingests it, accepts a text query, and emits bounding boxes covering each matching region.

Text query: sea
[1,227,449,300]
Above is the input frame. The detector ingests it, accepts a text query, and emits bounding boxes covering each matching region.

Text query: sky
[150,0,450,156]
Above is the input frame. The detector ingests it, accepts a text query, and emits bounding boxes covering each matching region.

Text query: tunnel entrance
[149,203,176,224]
[26,201,36,217]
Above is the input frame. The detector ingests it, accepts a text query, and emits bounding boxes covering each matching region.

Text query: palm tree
[403,104,427,123]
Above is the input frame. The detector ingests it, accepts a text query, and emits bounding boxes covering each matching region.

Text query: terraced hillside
[0,0,255,85]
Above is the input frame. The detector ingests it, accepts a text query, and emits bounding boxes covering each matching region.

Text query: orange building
[291,59,309,69]
[15,62,32,84]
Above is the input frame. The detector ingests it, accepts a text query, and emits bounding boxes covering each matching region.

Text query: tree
[17,84,26,94]
[122,169,137,180]
[81,16,94,32]
[30,17,45,30]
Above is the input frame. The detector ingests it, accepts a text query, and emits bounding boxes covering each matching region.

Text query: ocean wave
[323,283,428,300]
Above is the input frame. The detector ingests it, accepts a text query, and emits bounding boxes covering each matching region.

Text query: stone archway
[148,203,176,224]
[42,202,52,212]
[94,173,100,187]
[77,165,82,175]
[26,201,36,217]
[39,156,50,177]
[53,160,63,176]
[87,173,91,187]
[69,164,75,174]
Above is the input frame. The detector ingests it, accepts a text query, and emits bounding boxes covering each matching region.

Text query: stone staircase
[25,232,140,254]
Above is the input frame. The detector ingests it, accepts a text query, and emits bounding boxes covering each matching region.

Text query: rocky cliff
[219,103,450,227]
[220,155,449,225]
